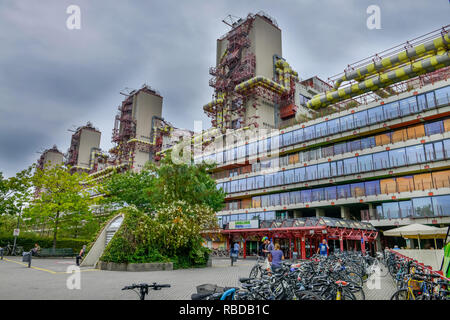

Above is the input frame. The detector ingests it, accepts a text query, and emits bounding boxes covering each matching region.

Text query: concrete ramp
[80,213,124,267]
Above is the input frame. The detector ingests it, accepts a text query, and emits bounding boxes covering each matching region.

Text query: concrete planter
[97,261,173,272]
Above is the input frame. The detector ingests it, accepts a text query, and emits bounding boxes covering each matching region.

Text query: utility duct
[303,51,450,112]
[333,31,450,89]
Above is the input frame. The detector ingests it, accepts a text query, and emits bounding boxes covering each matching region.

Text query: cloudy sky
[0,0,449,177]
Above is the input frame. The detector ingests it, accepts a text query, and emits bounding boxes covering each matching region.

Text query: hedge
[0,234,89,252]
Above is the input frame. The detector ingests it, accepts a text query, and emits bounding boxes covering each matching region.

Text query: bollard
[0,247,3,260]
[22,251,32,268]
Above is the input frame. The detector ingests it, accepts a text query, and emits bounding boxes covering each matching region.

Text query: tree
[25,165,99,248]
[103,152,225,213]
[0,166,34,217]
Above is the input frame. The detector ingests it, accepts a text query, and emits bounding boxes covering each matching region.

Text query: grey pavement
[0,256,396,300]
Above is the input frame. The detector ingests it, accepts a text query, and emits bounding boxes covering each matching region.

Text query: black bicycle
[122,282,171,300]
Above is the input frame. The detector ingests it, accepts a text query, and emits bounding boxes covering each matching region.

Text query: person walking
[317,239,329,257]
[269,243,284,272]
[76,245,86,266]
[231,242,239,266]
[261,237,274,271]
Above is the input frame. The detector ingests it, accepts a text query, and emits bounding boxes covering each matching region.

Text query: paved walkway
[0,257,396,300]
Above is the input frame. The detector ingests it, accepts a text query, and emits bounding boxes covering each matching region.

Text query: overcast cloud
[0,0,449,177]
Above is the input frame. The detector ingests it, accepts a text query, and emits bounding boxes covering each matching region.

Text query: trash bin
[22,251,31,267]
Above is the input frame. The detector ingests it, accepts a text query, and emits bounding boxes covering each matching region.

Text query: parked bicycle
[122,282,171,300]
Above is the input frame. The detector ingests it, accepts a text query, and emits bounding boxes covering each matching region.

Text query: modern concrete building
[166,14,450,258]
[37,145,64,170]
[66,122,102,173]
[110,85,164,172]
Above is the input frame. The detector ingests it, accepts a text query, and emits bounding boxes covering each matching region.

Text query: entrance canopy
[219,217,377,241]
[383,224,448,239]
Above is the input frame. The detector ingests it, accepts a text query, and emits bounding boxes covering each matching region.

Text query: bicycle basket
[409,280,422,291]
[196,284,225,294]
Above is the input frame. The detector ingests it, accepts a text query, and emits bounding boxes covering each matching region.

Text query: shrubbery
[100,204,216,269]
[0,233,89,252]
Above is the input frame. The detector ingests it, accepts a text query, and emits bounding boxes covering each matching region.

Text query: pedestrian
[230,242,239,266]
[31,243,40,256]
[261,236,274,271]
[317,239,329,257]
[76,245,86,266]
[269,243,284,272]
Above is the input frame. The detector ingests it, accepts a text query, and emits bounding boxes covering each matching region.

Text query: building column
[376,236,382,252]
[361,232,366,254]
[315,208,325,218]
[340,206,351,220]
[301,235,306,260]
[243,238,247,259]
[340,234,344,252]
[368,203,377,220]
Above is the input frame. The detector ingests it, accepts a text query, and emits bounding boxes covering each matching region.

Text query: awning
[383,224,448,239]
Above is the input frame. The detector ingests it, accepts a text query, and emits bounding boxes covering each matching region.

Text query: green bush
[0,233,89,252]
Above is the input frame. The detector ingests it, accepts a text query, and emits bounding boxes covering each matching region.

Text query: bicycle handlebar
[122,283,171,291]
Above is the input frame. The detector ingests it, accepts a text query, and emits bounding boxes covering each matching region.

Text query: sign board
[228,220,259,230]
[13,229,20,237]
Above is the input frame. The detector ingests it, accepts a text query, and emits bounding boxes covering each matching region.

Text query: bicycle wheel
[391,289,414,300]
[297,290,323,300]
[249,265,260,279]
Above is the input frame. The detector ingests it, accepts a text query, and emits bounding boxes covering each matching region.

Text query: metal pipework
[333,31,450,89]
[303,51,450,112]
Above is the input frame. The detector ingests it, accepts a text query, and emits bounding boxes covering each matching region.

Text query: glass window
[389,148,406,167]
[270,194,280,207]
[344,157,358,175]
[261,195,270,207]
[434,141,444,160]
[324,186,337,200]
[284,169,295,184]
[315,122,327,138]
[317,163,330,179]
[425,143,436,162]
[405,145,425,165]
[361,136,376,149]
[301,189,312,202]
[282,132,292,147]
[399,96,417,116]
[246,177,255,190]
[330,162,337,177]
[351,183,365,197]
[444,139,450,158]
[426,91,436,109]
[304,126,315,141]
[311,188,325,202]
[348,140,361,152]
[383,202,400,219]
[274,171,283,186]
[365,181,380,196]
[337,185,351,199]
[399,201,414,218]
[265,173,274,188]
[305,165,318,181]
[412,197,434,218]
[293,129,304,144]
[252,196,261,208]
[417,94,427,111]
[265,211,276,221]
[358,154,373,172]
[340,114,354,132]
[368,105,384,124]
[230,214,238,221]
[435,86,450,106]
[327,118,340,135]
[433,195,450,216]
[295,167,306,182]
[335,160,345,176]
[376,205,384,220]
[256,176,264,189]
[230,180,238,193]
[334,142,347,155]
[354,110,368,128]
[239,178,247,192]
[322,145,334,158]
[383,101,400,120]
[425,121,444,136]
[290,191,301,204]
[280,192,290,205]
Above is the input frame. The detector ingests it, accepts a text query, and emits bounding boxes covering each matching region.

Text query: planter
[97,261,173,272]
